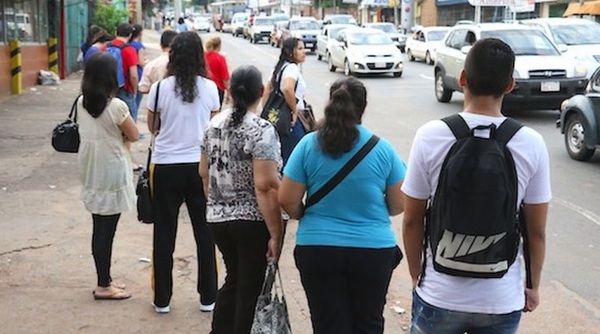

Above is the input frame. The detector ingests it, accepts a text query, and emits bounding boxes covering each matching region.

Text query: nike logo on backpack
[436,230,506,259]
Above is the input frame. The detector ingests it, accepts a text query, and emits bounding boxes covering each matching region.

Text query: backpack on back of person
[425,114,523,279]
[105,43,129,87]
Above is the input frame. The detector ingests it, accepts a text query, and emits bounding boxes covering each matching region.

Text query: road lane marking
[420,74,434,81]
[551,280,600,319]
[553,197,600,227]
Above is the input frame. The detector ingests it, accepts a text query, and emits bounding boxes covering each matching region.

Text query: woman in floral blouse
[200,65,284,334]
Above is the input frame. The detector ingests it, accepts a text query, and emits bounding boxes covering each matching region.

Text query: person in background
[129,24,148,118]
[200,65,283,334]
[81,25,103,56]
[278,77,406,334]
[262,37,307,167]
[177,17,188,32]
[110,23,139,122]
[204,35,230,107]
[83,32,112,65]
[77,52,139,301]
[146,32,219,314]
[139,30,177,94]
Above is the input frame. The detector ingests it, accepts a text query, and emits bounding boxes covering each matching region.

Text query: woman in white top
[78,52,139,300]
[147,31,220,314]
[262,37,307,166]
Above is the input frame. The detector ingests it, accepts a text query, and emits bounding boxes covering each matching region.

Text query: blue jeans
[411,291,522,334]
[116,88,137,122]
[280,120,305,167]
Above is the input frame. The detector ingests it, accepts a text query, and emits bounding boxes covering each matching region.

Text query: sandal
[93,287,132,300]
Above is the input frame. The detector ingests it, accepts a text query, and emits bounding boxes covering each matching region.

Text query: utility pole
[175,0,182,21]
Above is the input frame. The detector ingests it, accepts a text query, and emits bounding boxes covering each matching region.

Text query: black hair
[81,53,118,118]
[115,23,133,37]
[270,37,301,88]
[464,38,515,98]
[87,25,103,44]
[95,33,113,44]
[167,32,207,103]
[178,17,185,25]
[130,24,143,40]
[229,65,263,128]
[318,77,367,156]
[160,30,178,48]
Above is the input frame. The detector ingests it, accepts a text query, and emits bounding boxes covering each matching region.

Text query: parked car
[362,22,407,52]
[193,15,211,32]
[281,17,320,52]
[434,23,588,110]
[231,12,249,37]
[405,26,450,65]
[521,18,600,78]
[316,24,354,61]
[323,14,357,26]
[270,20,288,48]
[557,67,600,161]
[248,17,275,44]
[327,28,403,77]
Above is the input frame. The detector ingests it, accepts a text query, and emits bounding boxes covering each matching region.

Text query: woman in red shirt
[205,36,230,106]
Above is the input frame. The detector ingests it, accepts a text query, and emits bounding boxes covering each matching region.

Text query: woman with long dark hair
[146,31,219,314]
[78,52,139,300]
[200,65,283,333]
[262,37,307,166]
[278,77,406,333]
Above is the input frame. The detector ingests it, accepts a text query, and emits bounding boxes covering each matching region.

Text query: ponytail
[228,65,263,128]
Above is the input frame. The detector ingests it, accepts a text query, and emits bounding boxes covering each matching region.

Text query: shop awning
[563,0,600,16]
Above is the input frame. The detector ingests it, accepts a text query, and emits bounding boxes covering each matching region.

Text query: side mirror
[460,45,472,54]
[557,43,568,53]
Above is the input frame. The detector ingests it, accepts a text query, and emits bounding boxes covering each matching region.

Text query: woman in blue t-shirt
[129,24,147,120]
[279,77,406,334]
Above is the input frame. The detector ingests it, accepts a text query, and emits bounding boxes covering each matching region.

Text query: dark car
[557,67,600,161]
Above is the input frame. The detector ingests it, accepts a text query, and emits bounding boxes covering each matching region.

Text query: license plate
[375,62,386,68]
[541,81,560,92]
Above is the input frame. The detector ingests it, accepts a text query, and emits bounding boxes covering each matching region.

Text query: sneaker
[199,302,215,312]
[152,302,170,314]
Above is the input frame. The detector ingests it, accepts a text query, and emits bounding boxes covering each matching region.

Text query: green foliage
[91,1,129,35]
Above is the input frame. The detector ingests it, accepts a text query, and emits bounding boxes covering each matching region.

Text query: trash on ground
[139,257,151,263]
[38,70,60,86]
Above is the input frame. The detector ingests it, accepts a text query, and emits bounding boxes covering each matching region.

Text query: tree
[91,1,129,35]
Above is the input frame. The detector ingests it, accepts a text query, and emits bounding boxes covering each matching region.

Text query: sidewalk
[0,31,598,333]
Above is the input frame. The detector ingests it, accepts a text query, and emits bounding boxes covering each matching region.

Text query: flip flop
[93,288,132,301]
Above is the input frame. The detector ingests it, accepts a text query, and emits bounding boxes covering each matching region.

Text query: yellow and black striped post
[48,38,58,75]
[10,40,22,95]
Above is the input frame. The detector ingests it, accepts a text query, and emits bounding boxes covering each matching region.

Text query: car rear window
[551,23,600,45]
[482,29,560,56]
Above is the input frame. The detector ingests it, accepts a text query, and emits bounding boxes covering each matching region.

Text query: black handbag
[250,260,292,334]
[261,64,296,136]
[52,96,81,153]
[136,81,161,224]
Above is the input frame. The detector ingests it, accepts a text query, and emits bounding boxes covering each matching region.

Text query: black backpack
[425,114,525,280]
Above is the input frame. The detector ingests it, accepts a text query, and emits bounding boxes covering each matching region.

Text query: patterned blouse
[201,109,282,223]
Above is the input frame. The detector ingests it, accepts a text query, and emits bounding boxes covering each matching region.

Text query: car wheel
[426,51,433,65]
[252,36,258,44]
[435,71,453,103]
[407,49,415,61]
[328,54,336,72]
[393,72,402,78]
[344,59,353,77]
[565,113,596,161]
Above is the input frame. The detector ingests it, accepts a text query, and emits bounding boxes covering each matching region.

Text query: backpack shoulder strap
[495,118,523,146]
[441,114,470,140]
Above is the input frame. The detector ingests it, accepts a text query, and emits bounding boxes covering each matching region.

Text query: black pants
[218,89,225,106]
[294,245,403,334]
[209,220,270,334]
[91,213,121,287]
[151,163,217,307]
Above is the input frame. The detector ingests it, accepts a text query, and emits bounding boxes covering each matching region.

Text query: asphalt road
[210,31,600,312]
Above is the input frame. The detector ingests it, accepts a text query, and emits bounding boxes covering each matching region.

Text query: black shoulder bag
[261,64,297,136]
[52,95,81,153]
[136,81,160,224]
[304,135,380,210]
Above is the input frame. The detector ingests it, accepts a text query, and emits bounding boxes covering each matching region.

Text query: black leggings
[91,213,121,287]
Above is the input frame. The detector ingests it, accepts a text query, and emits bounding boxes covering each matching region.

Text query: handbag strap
[274,63,298,96]
[305,135,380,209]
[70,94,82,123]
[145,81,161,171]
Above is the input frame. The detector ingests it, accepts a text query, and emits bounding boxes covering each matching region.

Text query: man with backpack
[109,23,139,121]
[401,38,551,333]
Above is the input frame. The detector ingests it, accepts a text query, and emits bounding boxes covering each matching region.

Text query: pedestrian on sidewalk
[204,35,230,107]
[138,30,177,94]
[278,77,406,334]
[129,24,148,120]
[110,23,139,122]
[199,65,284,334]
[77,52,139,300]
[146,31,220,314]
[401,39,551,334]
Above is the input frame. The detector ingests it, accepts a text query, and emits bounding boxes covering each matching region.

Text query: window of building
[1,0,48,44]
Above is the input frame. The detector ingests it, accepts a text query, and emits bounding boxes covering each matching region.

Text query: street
[0,29,599,333]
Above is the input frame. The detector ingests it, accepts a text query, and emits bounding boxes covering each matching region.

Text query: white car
[362,22,407,52]
[231,12,249,37]
[405,26,449,65]
[434,23,588,110]
[521,18,600,77]
[248,17,275,44]
[193,16,211,32]
[327,28,403,77]
[316,24,353,61]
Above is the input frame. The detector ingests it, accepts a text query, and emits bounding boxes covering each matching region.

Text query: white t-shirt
[401,112,552,314]
[148,76,220,164]
[279,62,306,110]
